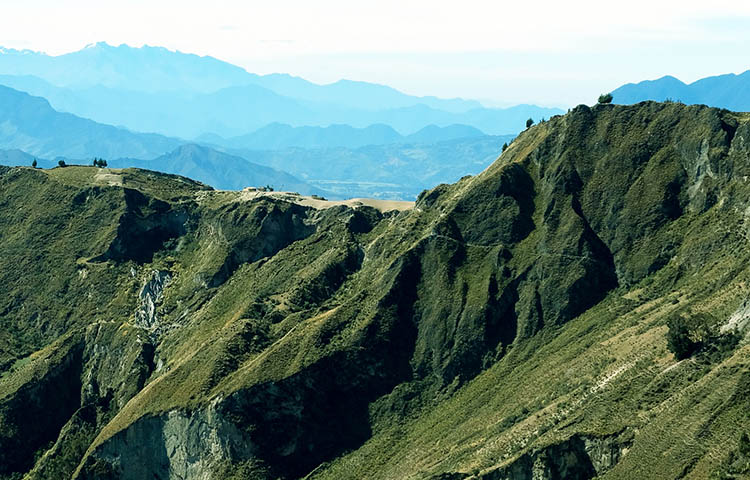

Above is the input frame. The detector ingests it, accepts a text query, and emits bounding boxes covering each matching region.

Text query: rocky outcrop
[481,433,632,480]
[135,270,172,330]
[77,402,253,480]
[205,201,317,288]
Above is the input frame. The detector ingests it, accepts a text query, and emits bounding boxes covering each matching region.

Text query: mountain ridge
[0,43,564,137]
[612,70,750,111]
[1,101,750,479]
[203,122,486,150]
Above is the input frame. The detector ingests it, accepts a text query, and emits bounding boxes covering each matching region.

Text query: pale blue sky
[1,0,750,107]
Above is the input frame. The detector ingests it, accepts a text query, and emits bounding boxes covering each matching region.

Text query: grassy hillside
[1,102,750,480]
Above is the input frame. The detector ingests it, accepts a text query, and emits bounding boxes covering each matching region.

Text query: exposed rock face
[135,270,172,330]
[481,433,631,480]
[78,403,253,480]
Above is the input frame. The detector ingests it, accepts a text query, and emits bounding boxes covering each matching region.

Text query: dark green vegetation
[2,102,750,479]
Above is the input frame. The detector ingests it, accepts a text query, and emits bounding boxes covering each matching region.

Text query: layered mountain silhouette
[201,122,485,150]
[0,84,181,159]
[612,71,750,111]
[111,144,326,194]
[0,85,326,193]
[0,43,563,138]
[0,84,509,198]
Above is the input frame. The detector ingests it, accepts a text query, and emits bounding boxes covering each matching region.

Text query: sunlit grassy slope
[1,102,750,480]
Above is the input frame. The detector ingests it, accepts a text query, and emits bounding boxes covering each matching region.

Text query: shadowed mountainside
[1,102,750,479]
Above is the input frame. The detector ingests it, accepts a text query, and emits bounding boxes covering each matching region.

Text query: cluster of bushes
[666,312,740,361]
[715,432,750,478]
[35,158,109,168]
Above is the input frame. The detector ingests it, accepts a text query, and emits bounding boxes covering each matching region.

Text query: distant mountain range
[227,134,514,199]
[0,43,563,138]
[0,84,513,199]
[200,123,485,150]
[612,71,750,111]
[0,84,181,159]
[110,144,326,194]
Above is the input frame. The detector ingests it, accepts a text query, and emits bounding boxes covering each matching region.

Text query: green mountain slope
[1,102,750,480]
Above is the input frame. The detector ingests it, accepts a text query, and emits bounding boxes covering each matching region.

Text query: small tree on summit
[58,160,66,168]
[598,93,613,104]
[502,142,509,152]
[31,159,37,168]
[93,158,98,167]
[526,118,534,129]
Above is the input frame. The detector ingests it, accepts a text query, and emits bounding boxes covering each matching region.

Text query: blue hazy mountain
[0,84,508,199]
[403,124,485,143]
[110,144,325,194]
[248,76,483,113]
[0,43,481,110]
[0,84,182,158]
[0,148,44,166]
[201,123,486,150]
[226,134,516,200]
[0,75,313,138]
[0,43,251,93]
[0,43,564,137]
[612,71,750,111]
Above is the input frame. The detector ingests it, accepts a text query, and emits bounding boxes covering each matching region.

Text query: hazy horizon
[2,1,750,108]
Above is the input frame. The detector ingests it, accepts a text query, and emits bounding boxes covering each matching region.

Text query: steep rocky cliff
[2,102,750,479]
